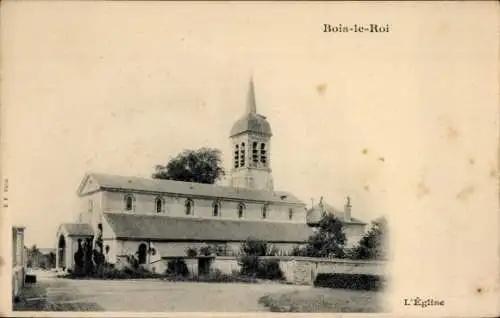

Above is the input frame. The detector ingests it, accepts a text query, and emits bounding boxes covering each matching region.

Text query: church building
[55,79,366,272]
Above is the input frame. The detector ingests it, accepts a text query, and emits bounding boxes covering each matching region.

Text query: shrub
[186,247,198,258]
[166,258,189,277]
[256,259,284,280]
[314,273,384,291]
[290,245,307,256]
[200,245,213,256]
[239,257,284,280]
[238,255,259,277]
[240,237,268,256]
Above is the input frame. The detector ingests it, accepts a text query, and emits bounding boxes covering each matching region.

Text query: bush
[59,263,163,280]
[290,245,307,256]
[239,255,259,277]
[186,247,198,258]
[166,258,189,277]
[257,259,284,280]
[240,238,268,256]
[239,257,284,280]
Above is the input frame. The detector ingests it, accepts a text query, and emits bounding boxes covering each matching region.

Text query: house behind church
[55,79,366,273]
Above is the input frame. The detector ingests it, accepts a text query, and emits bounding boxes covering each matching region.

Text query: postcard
[1,1,498,317]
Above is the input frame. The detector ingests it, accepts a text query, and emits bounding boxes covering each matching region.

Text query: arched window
[155,196,164,213]
[185,199,193,215]
[252,142,258,166]
[237,203,245,218]
[288,208,293,220]
[240,142,245,167]
[234,144,239,169]
[212,200,221,217]
[124,194,135,211]
[88,200,93,213]
[262,205,268,219]
[260,143,267,166]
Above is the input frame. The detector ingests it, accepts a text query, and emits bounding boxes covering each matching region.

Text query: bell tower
[229,78,274,191]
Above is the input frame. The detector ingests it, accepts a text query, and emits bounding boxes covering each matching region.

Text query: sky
[1,4,499,308]
[2,2,403,247]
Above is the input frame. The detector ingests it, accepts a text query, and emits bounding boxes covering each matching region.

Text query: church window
[185,199,193,215]
[237,203,245,218]
[212,200,221,217]
[262,205,268,219]
[234,145,239,169]
[124,194,135,211]
[155,196,165,213]
[252,142,258,166]
[88,200,93,213]
[288,208,293,220]
[260,143,267,166]
[240,142,246,167]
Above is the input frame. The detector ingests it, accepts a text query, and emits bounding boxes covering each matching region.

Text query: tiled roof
[104,212,313,243]
[80,173,304,205]
[230,78,272,137]
[230,113,272,137]
[58,223,94,237]
[306,203,366,225]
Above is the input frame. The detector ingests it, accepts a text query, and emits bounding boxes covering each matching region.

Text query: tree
[351,217,388,260]
[47,252,56,269]
[28,245,40,268]
[152,148,225,184]
[304,214,347,258]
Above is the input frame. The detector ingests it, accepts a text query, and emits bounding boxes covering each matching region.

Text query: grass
[13,280,104,312]
[258,287,385,312]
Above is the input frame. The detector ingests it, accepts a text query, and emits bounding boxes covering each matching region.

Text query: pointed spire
[246,76,257,114]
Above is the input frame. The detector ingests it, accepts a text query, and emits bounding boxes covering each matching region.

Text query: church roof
[103,212,313,243]
[57,223,94,237]
[230,78,272,137]
[79,173,305,205]
[306,202,366,225]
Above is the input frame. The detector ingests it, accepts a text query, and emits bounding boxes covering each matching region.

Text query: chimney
[344,196,352,222]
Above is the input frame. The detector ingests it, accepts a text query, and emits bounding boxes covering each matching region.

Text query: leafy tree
[304,214,347,258]
[28,245,40,268]
[152,148,225,184]
[351,217,388,260]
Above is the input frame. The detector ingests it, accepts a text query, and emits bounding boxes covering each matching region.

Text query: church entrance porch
[55,223,95,272]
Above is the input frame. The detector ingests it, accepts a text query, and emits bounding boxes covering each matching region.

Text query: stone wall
[12,227,25,298]
[277,257,386,285]
[198,256,385,286]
